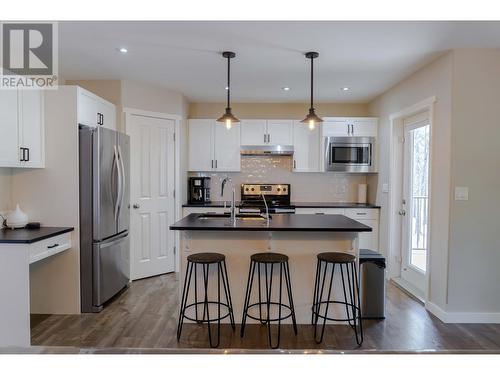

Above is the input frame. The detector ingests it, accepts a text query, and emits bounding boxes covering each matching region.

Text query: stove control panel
[241,184,290,196]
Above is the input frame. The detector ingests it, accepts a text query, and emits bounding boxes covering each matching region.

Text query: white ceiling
[59,21,500,103]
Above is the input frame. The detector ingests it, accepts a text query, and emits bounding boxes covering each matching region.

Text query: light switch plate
[455,186,469,201]
[382,183,389,193]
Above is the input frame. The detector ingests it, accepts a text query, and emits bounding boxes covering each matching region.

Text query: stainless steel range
[240,184,295,214]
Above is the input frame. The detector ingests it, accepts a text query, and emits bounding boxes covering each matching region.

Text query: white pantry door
[128,114,176,280]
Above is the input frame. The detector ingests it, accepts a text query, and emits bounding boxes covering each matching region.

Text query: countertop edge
[0,227,75,244]
[170,226,372,232]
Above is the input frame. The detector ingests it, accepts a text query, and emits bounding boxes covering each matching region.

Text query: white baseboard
[426,301,500,323]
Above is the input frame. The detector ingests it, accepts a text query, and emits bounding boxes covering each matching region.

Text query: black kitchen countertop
[183,201,380,209]
[170,214,372,232]
[0,227,74,244]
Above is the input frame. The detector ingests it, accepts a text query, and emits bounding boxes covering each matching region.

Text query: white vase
[6,204,29,229]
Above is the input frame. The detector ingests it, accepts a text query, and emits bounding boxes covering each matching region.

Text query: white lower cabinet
[295,207,379,251]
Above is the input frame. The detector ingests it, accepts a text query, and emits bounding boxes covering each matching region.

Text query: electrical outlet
[382,183,389,193]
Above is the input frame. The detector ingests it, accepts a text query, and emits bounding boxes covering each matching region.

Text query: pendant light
[301,52,323,130]
[216,51,240,129]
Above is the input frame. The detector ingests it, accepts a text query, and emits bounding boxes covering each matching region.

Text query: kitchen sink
[197,213,272,221]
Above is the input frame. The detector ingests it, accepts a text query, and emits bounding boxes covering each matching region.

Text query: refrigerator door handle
[117,144,126,220]
[113,145,122,222]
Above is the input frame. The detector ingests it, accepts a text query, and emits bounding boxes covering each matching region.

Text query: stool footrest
[245,302,294,323]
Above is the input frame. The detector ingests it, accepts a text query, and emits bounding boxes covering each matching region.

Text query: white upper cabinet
[188,119,241,172]
[241,119,293,145]
[0,90,20,167]
[188,119,214,172]
[18,90,44,168]
[214,122,241,172]
[350,118,378,137]
[266,120,293,145]
[240,120,267,145]
[292,120,321,172]
[0,89,44,168]
[77,87,117,131]
[322,117,378,138]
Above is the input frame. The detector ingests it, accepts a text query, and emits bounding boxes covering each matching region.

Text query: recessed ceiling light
[225,86,229,90]
[341,87,350,91]
[118,47,128,53]
[282,87,290,91]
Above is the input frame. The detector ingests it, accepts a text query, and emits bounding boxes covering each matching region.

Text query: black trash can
[359,249,386,319]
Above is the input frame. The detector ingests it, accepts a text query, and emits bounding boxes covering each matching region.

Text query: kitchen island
[170,214,371,324]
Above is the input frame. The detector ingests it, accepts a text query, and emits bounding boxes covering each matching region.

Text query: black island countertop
[0,227,74,244]
[183,201,380,209]
[170,214,372,232]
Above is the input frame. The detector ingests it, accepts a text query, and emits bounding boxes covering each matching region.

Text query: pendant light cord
[227,55,231,109]
[310,56,314,109]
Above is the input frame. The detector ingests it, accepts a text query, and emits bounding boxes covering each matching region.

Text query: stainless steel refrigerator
[79,126,130,313]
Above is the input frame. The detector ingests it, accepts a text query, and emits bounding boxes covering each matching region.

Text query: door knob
[133,203,140,209]
[398,209,406,216]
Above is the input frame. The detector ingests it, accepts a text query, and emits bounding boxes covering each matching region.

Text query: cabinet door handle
[20,147,25,162]
[211,160,214,168]
[268,134,271,143]
[293,160,296,169]
[264,134,267,143]
[47,243,59,249]
[215,160,218,169]
[101,113,104,125]
[25,147,29,161]
[356,212,367,216]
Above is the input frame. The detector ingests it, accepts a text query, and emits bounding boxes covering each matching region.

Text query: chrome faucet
[261,192,270,227]
[221,176,236,225]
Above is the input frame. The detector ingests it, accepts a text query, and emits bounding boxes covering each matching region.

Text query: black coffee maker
[188,177,211,204]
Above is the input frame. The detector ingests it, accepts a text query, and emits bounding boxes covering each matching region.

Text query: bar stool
[311,252,363,346]
[177,252,235,348]
[240,252,297,349]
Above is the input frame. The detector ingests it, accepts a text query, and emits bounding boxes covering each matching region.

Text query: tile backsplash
[189,155,370,202]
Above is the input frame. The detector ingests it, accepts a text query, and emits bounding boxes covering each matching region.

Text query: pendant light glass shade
[301,108,323,130]
[301,51,322,130]
[217,108,240,129]
[217,51,239,129]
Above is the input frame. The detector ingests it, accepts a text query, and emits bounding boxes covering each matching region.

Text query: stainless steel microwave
[325,136,376,173]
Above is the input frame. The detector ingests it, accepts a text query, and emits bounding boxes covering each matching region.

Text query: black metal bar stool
[177,252,235,348]
[311,252,363,346]
[240,252,297,349]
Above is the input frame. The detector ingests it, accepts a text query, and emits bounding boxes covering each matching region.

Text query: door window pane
[410,125,429,272]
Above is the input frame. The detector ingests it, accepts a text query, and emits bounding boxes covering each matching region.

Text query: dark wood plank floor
[30,273,500,352]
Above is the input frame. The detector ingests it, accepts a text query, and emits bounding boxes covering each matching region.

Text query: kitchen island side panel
[179,230,358,325]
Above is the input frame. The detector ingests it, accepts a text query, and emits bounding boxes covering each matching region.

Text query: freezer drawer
[93,233,130,308]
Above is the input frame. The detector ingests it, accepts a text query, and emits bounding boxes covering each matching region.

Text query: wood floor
[30,273,500,352]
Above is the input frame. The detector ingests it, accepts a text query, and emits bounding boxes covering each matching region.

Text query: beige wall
[369,52,453,310]
[446,49,500,312]
[122,80,188,117]
[189,102,369,119]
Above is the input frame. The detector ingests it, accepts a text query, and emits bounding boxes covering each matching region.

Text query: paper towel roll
[357,184,367,204]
